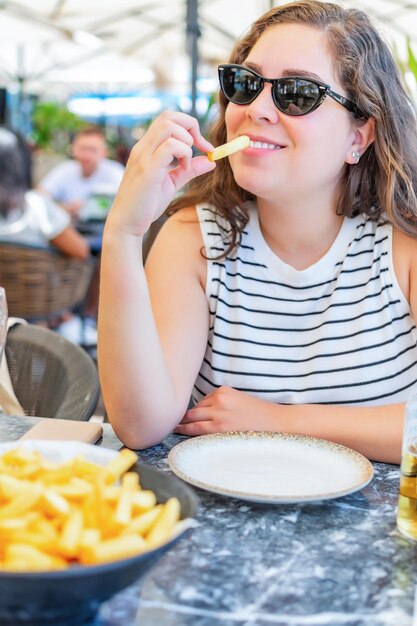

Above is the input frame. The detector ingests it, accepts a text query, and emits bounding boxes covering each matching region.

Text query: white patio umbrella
[0,0,417,120]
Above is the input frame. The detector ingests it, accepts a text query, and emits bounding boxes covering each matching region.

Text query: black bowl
[0,461,198,626]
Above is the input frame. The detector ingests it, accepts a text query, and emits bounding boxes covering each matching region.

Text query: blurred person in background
[0,127,89,259]
[38,127,124,219]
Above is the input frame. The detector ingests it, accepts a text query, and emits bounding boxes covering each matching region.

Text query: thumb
[170,155,216,191]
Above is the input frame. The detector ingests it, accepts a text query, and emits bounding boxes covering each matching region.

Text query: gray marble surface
[1,415,415,626]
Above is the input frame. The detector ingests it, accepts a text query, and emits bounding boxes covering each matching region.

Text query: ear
[346,117,375,165]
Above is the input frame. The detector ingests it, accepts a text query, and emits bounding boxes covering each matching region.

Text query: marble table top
[1,414,415,626]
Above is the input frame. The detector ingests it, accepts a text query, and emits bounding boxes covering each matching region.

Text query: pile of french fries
[0,447,181,571]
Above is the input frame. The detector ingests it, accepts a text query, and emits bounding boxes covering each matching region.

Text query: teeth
[249,140,281,150]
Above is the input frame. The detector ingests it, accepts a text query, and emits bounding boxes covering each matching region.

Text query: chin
[233,172,269,198]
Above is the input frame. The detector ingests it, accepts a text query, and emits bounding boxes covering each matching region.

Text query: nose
[245,83,280,124]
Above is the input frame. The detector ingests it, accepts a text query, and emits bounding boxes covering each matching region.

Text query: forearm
[274,402,404,464]
[178,386,404,462]
[98,229,187,449]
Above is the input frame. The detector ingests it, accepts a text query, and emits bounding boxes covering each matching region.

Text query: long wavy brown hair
[168,0,417,255]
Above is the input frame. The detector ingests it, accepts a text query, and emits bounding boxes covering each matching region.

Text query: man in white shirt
[39,128,125,218]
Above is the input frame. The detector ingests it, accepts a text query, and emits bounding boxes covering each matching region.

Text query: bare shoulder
[392,226,417,302]
[149,206,203,257]
[392,227,417,263]
[145,206,206,286]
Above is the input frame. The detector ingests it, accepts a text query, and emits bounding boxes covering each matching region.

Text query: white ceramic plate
[168,432,374,503]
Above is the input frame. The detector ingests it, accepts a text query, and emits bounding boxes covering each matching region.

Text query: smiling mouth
[249,140,282,150]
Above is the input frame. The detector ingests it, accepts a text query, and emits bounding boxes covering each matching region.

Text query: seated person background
[0,127,89,259]
[38,127,125,219]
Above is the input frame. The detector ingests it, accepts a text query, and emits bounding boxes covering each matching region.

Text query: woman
[0,127,89,259]
[98,1,417,462]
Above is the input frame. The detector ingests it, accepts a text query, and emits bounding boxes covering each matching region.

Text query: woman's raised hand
[107,111,216,236]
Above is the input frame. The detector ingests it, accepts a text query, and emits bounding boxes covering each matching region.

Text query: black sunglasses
[218,64,366,119]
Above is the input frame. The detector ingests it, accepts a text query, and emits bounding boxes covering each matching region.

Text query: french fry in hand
[207,135,250,161]
[0,446,185,571]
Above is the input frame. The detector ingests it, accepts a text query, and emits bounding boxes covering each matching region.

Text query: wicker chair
[5,324,100,420]
[0,243,95,324]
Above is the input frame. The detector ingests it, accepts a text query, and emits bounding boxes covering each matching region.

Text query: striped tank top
[192,202,417,406]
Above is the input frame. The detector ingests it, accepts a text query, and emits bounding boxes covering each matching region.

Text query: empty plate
[168,431,374,503]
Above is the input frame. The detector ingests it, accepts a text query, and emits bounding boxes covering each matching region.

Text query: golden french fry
[4,544,67,571]
[30,517,58,541]
[37,460,75,485]
[79,528,101,549]
[2,462,41,479]
[0,475,32,499]
[93,475,118,537]
[81,492,98,530]
[0,483,42,520]
[207,135,250,161]
[59,509,84,557]
[54,477,94,499]
[122,505,162,537]
[103,485,120,501]
[73,457,106,481]
[0,513,41,539]
[132,490,157,512]
[3,531,56,554]
[40,489,71,517]
[114,472,139,526]
[0,447,185,571]
[146,498,181,548]
[81,534,147,565]
[1,448,41,466]
[104,449,138,483]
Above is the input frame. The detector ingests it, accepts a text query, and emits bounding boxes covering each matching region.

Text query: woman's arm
[50,226,90,259]
[98,111,215,449]
[176,388,403,463]
[99,212,210,449]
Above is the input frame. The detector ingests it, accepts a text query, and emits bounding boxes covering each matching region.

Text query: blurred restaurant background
[2,0,417,183]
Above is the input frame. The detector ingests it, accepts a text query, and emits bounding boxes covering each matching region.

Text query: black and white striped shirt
[193,203,417,406]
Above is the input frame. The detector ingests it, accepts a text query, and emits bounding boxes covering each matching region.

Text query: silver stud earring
[351,151,360,163]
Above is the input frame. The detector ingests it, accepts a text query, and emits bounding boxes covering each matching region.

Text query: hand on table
[174,386,278,436]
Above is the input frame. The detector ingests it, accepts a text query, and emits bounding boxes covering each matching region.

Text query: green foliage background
[32,102,85,151]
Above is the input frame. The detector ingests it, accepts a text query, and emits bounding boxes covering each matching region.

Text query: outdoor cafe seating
[5,323,99,420]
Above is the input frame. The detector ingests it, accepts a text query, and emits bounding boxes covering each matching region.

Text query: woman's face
[225,23,357,204]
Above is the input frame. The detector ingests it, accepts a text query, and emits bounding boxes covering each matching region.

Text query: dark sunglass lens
[222,67,261,104]
[274,78,320,115]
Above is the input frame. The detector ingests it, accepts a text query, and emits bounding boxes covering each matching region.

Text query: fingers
[174,421,215,436]
[153,137,195,170]
[141,111,214,157]
[169,156,215,191]
[179,406,211,424]
[106,110,215,236]
[129,110,216,189]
